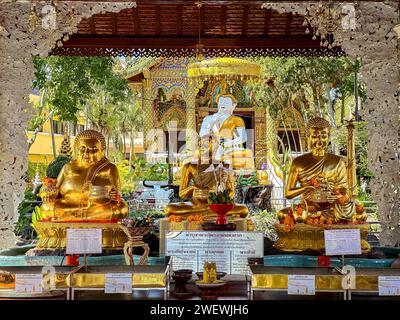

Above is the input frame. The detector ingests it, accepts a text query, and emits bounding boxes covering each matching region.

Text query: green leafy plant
[30,206,42,233]
[14,189,38,240]
[236,171,259,186]
[208,190,234,205]
[46,155,71,179]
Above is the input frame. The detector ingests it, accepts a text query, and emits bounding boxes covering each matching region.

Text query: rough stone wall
[0,2,136,249]
[263,1,400,246]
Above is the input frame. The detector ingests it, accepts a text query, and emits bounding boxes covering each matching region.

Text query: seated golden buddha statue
[199,94,254,170]
[277,117,367,225]
[40,129,128,221]
[165,137,248,218]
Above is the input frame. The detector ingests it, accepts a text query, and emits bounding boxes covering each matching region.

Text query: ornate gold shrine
[34,221,127,250]
[274,223,371,253]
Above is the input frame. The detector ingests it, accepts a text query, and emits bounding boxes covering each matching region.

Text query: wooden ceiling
[53,0,344,57]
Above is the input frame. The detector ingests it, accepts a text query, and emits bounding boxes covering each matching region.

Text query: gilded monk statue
[278,117,367,224]
[165,92,252,218]
[165,135,248,218]
[40,129,128,221]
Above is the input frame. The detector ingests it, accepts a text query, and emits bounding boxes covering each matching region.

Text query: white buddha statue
[199,94,254,170]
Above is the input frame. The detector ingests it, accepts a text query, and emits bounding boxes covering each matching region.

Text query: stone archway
[0,1,136,248]
[262,1,400,246]
[0,1,398,249]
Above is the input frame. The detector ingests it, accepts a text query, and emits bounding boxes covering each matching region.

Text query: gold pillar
[254,107,268,169]
[142,78,153,152]
[347,119,357,197]
[265,107,277,155]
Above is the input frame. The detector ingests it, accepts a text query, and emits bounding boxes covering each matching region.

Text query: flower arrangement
[251,210,278,241]
[120,216,158,237]
[187,215,205,223]
[208,189,234,205]
[168,215,184,223]
[42,177,57,185]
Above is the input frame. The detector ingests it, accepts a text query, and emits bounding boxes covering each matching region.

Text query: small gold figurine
[40,129,128,221]
[203,262,217,283]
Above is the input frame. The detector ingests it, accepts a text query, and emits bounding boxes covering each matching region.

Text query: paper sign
[15,274,43,294]
[105,273,132,294]
[288,275,316,295]
[66,228,102,254]
[166,231,263,274]
[324,229,361,256]
[378,276,400,296]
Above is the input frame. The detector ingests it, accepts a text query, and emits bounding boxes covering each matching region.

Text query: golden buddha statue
[165,137,248,218]
[199,94,254,170]
[40,129,128,221]
[277,117,367,225]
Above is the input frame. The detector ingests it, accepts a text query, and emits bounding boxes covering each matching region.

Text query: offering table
[0,266,76,299]
[70,264,170,300]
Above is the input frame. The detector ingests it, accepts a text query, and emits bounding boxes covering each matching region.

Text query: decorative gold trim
[252,274,344,290]
[34,221,127,250]
[0,274,70,289]
[71,273,166,288]
[274,223,371,253]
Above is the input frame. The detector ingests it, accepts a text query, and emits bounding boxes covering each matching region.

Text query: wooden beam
[89,16,96,34]
[177,4,183,35]
[263,8,271,37]
[285,13,293,37]
[155,4,161,35]
[111,13,117,34]
[221,5,227,35]
[242,5,249,36]
[133,6,140,34]
[200,4,204,38]
[62,36,321,49]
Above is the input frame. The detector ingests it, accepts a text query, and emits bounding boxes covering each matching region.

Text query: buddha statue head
[216,94,238,116]
[306,117,331,157]
[74,130,106,165]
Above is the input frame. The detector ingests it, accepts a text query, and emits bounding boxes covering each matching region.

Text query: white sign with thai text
[166,231,263,274]
[66,228,102,254]
[324,229,361,256]
[105,273,132,294]
[288,275,316,295]
[378,276,400,296]
[15,274,43,294]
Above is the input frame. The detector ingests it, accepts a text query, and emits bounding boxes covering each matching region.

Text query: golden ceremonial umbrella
[187,57,261,83]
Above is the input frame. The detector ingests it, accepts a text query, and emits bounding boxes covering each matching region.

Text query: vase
[208,204,234,225]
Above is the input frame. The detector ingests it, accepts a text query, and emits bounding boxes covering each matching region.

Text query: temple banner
[66,228,103,255]
[166,231,263,274]
[324,229,362,256]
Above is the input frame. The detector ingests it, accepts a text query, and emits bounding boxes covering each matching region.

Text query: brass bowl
[192,189,210,205]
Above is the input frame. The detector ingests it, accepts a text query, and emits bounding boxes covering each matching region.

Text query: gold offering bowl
[192,189,210,206]
[88,185,111,205]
